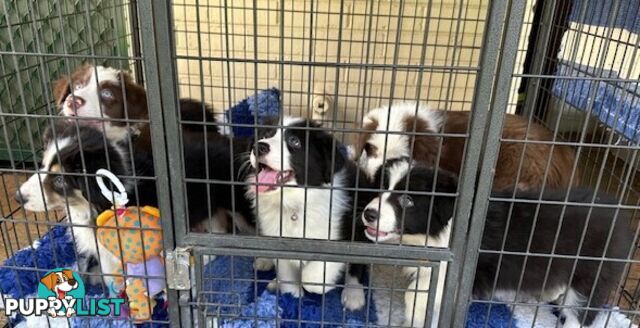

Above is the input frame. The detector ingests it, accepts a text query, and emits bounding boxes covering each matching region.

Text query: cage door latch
[165,247,191,290]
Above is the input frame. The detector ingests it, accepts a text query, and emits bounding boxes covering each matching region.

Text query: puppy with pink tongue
[245,117,375,301]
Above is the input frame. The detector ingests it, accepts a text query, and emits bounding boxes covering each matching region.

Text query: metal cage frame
[2,0,640,327]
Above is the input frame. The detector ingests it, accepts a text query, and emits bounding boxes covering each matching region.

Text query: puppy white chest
[254,185,348,240]
[67,203,97,255]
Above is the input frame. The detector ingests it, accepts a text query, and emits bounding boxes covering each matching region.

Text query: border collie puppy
[53,64,217,141]
[354,158,634,327]
[16,121,255,288]
[133,123,256,233]
[53,64,148,141]
[246,117,374,297]
[15,122,129,287]
[356,102,579,191]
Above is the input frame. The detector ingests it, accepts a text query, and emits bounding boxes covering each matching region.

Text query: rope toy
[95,169,165,323]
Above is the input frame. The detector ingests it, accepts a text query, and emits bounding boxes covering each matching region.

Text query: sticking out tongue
[366,226,388,237]
[256,169,280,193]
[57,290,66,299]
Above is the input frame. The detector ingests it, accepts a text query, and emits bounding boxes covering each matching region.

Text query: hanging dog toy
[95,168,165,323]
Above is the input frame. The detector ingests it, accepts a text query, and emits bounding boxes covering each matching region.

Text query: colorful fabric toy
[94,169,165,323]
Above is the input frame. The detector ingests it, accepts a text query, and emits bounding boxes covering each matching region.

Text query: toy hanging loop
[96,169,129,208]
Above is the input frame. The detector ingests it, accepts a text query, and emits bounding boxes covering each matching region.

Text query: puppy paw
[301,264,339,294]
[253,258,274,271]
[266,279,277,292]
[341,286,365,311]
[268,280,304,298]
[282,283,304,298]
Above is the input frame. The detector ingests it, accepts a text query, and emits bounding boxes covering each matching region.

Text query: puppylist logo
[4,268,124,318]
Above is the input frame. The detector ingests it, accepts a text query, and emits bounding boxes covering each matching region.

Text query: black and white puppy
[16,121,256,288]
[355,158,635,327]
[15,122,130,287]
[354,158,454,327]
[133,123,256,233]
[246,117,374,298]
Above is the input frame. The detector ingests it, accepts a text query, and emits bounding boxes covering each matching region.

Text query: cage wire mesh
[514,0,640,315]
[0,0,151,326]
[455,0,640,327]
[0,0,640,327]
[170,0,485,326]
[0,0,140,258]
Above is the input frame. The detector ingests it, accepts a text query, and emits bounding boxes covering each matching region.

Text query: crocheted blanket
[0,227,635,327]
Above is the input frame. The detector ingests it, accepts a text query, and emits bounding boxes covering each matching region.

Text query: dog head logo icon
[40,269,79,300]
[36,268,85,318]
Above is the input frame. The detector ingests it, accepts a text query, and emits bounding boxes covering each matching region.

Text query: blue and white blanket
[1,226,634,327]
[551,0,640,143]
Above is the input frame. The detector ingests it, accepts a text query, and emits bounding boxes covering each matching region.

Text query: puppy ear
[435,169,459,194]
[433,169,458,224]
[320,131,347,182]
[120,71,148,120]
[65,129,128,211]
[52,76,71,107]
[40,273,57,290]
[355,117,378,159]
[42,120,73,150]
[404,114,442,165]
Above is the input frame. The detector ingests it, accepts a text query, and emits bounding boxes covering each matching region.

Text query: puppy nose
[68,279,77,285]
[256,142,270,156]
[14,191,26,205]
[363,208,379,223]
[65,96,85,112]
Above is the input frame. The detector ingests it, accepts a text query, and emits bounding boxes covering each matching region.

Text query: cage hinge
[165,247,191,290]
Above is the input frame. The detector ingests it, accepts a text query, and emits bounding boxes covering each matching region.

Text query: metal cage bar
[137,0,181,326]
[437,0,513,326]
[3,1,640,327]
[451,0,529,326]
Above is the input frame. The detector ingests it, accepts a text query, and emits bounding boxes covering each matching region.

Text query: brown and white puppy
[356,102,579,191]
[53,64,219,143]
[53,64,148,142]
[40,269,79,317]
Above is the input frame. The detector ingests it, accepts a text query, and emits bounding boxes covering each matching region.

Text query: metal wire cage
[1,0,640,327]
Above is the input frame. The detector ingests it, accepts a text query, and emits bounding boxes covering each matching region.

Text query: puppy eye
[73,83,83,90]
[399,194,414,208]
[287,135,301,149]
[53,175,66,189]
[100,89,114,99]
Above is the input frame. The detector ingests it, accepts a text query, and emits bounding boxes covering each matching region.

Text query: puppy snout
[68,278,77,286]
[65,95,85,112]
[14,190,26,205]
[363,208,379,223]
[256,142,270,156]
